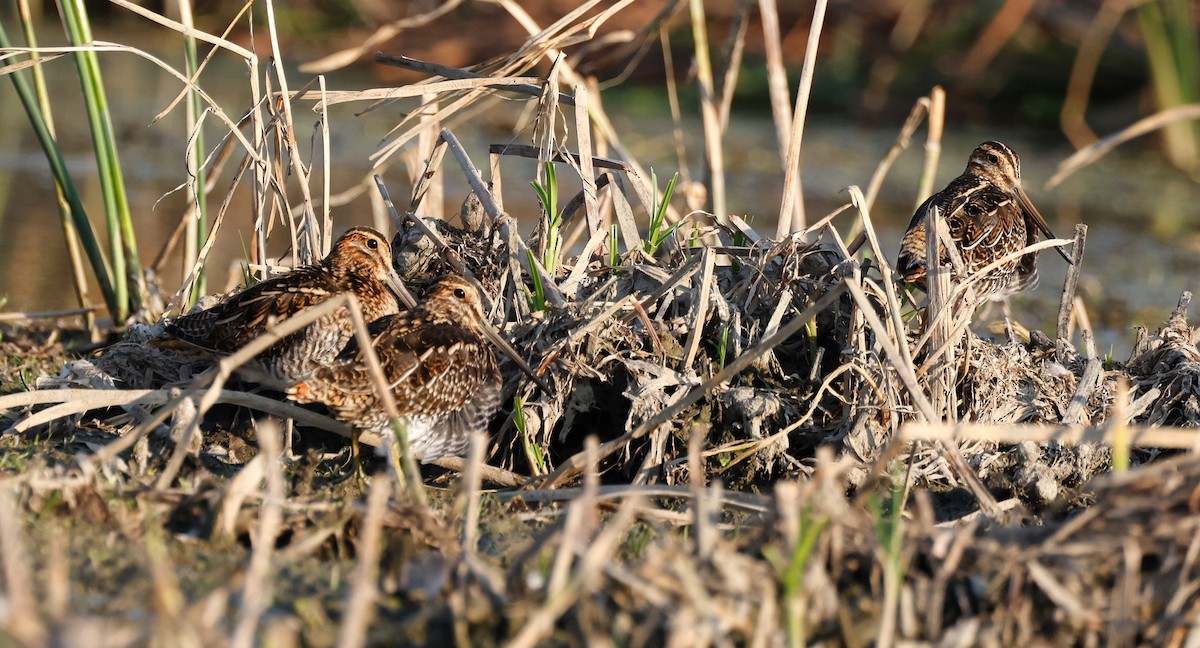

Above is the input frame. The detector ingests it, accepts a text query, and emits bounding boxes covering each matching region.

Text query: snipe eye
[454,288,467,299]
[985,153,1000,165]
[367,238,379,249]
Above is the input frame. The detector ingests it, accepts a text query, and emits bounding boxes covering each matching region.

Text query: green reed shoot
[644,169,681,256]
[0,14,120,320]
[764,503,827,648]
[869,473,908,642]
[530,161,563,276]
[717,320,731,371]
[512,396,547,475]
[1138,0,1200,173]
[525,250,547,312]
[15,0,93,330]
[60,0,143,321]
[180,1,208,305]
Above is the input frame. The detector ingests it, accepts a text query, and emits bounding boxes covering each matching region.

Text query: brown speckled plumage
[287,274,503,462]
[164,227,403,387]
[897,141,1063,303]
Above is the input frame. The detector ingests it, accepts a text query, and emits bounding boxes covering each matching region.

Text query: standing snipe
[287,274,543,463]
[163,227,404,388]
[896,141,1069,303]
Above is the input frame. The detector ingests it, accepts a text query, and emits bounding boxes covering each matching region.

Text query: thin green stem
[16,0,93,331]
[179,0,208,305]
[60,0,142,320]
[0,15,118,319]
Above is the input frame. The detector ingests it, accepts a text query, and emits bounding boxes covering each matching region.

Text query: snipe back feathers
[163,227,403,387]
[286,274,503,463]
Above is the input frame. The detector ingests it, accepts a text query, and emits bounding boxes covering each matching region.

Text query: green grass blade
[180,0,208,305]
[0,16,118,319]
[1138,0,1200,171]
[15,0,95,329]
[60,0,143,320]
[525,249,546,312]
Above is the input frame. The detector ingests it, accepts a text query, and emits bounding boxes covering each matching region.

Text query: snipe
[896,141,1070,303]
[163,226,405,388]
[287,273,545,463]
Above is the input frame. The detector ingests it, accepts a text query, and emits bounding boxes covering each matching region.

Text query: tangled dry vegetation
[4,1,1200,646]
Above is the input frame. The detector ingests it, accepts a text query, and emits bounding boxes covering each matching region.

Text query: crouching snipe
[162,227,406,388]
[288,274,545,464]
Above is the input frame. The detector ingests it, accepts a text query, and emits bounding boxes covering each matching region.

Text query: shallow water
[1,27,1197,358]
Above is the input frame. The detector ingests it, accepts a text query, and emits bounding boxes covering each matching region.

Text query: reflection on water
[1,25,1198,357]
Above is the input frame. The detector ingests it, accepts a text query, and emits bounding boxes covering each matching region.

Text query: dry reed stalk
[459,430,487,554]
[373,55,573,106]
[659,26,694,197]
[485,0,678,223]
[0,306,98,322]
[364,0,617,165]
[231,419,284,648]
[451,430,487,645]
[1048,103,1200,188]
[417,93,443,222]
[924,206,960,422]
[300,0,465,73]
[546,437,599,598]
[572,84,602,238]
[681,248,716,370]
[263,0,321,262]
[406,134,450,215]
[689,0,726,222]
[336,475,391,648]
[861,96,930,214]
[0,485,44,646]
[1060,0,1131,148]
[775,0,828,237]
[847,186,914,370]
[2,387,351,439]
[168,163,242,312]
[1056,224,1089,363]
[5,42,257,155]
[917,86,946,207]
[318,75,332,255]
[715,0,751,132]
[898,420,1200,450]
[1062,355,1104,425]
[689,427,716,559]
[960,0,1035,77]
[757,0,792,163]
[507,495,641,648]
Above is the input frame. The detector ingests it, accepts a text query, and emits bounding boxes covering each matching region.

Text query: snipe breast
[287,274,515,462]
